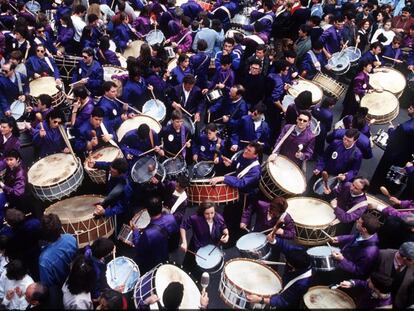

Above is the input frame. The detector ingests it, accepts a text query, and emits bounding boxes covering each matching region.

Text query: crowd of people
[0,0,412,309]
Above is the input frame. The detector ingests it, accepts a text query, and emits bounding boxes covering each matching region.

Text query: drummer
[120,123,164,165]
[71,47,104,97]
[180,201,229,278]
[0,62,29,118]
[240,197,295,239]
[169,54,192,86]
[120,66,149,112]
[25,44,62,86]
[358,42,383,67]
[70,86,94,129]
[205,54,235,99]
[192,123,223,164]
[319,16,346,58]
[160,110,192,159]
[164,16,193,54]
[27,94,53,129]
[213,37,241,71]
[311,97,336,159]
[162,175,190,228]
[299,41,329,79]
[241,0,275,40]
[383,36,403,66]
[0,118,21,167]
[113,13,138,54]
[189,40,211,89]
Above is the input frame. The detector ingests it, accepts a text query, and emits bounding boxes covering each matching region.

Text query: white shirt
[71,15,86,42]
[62,282,93,310]
[253,120,262,131]
[182,85,190,105]
[207,221,213,234]
[0,273,33,310]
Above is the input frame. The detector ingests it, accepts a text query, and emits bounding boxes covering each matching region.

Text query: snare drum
[16,122,32,147]
[225,29,246,39]
[45,195,114,247]
[163,157,187,180]
[26,0,41,14]
[236,232,270,259]
[360,91,399,124]
[54,54,82,82]
[190,161,215,179]
[117,115,162,141]
[183,114,195,135]
[312,72,346,99]
[369,67,406,98]
[328,52,350,75]
[103,65,128,82]
[142,99,166,122]
[307,245,340,271]
[131,156,162,183]
[343,46,361,65]
[303,286,356,309]
[196,244,224,273]
[372,128,389,150]
[28,153,84,202]
[10,100,26,121]
[146,30,165,46]
[287,80,323,105]
[29,77,66,107]
[122,40,145,59]
[118,209,151,245]
[286,197,336,246]
[188,179,239,204]
[106,256,140,293]
[134,264,201,309]
[84,146,124,184]
[313,176,339,196]
[259,155,307,199]
[219,258,282,309]
[206,89,223,103]
[231,14,251,27]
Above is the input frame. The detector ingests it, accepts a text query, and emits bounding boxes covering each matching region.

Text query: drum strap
[237,160,260,178]
[100,123,119,148]
[195,54,210,73]
[346,200,368,214]
[307,50,321,71]
[281,269,312,293]
[176,31,191,45]
[43,56,55,73]
[171,191,187,214]
[15,72,23,95]
[253,14,274,25]
[180,125,187,158]
[272,125,295,154]
[244,34,265,45]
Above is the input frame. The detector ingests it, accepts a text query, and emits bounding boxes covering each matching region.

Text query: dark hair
[28,283,49,305]
[232,84,245,96]
[197,39,208,51]
[74,4,87,14]
[361,213,381,235]
[5,208,25,227]
[253,102,267,114]
[351,115,367,131]
[312,40,324,50]
[284,50,297,59]
[309,15,321,26]
[256,44,266,52]
[91,238,114,259]
[73,86,89,99]
[223,37,235,46]
[220,54,232,65]
[355,177,370,192]
[248,141,262,157]
[38,94,53,108]
[370,41,383,50]
[183,74,196,85]
[177,54,189,65]
[274,60,290,73]
[196,201,216,216]
[87,13,99,24]
[100,289,124,309]
[205,122,218,132]
[171,110,183,121]
[6,259,27,280]
[99,35,111,51]
[147,197,163,217]
[41,214,62,242]
[82,47,94,57]
[270,197,288,213]
[0,117,20,137]
[60,15,74,28]
[4,149,22,160]
[137,123,150,139]
[370,272,393,294]
[344,128,360,140]
[102,81,117,92]
[46,109,65,123]
[163,282,184,309]
[111,158,128,174]
[320,97,336,108]
[176,175,190,189]
[285,249,310,270]
[67,255,96,295]
[295,91,312,110]
[299,24,312,34]
[91,106,104,118]
[298,110,312,121]
[9,50,23,62]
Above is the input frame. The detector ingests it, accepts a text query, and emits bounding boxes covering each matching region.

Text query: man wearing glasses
[71,48,104,97]
[32,24,60,57]
[0,62,29,118]
[26,44,62,86]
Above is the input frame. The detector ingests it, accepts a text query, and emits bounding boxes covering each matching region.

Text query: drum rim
[131,209,150,229]
[84,146,122,171]
[29,77,61,97]
[192,161,215,178]
[312,176,338,194]
[162,157,187,172]
[287,80,324,104]
[222,258,282,296]
[45,194,105,223]
[236,232,267,251]
[131,156,158,183]
[286,197,336,227]
[360,90,399,118]
[107,256,140,293]
[366,194,387,209]
[265,155,307,194]
[306,245,340,256]
[303,285,356,308]
[369,67,406,94]
[117,115,162,141]
[196,244,224,269]
[312,72,345,98]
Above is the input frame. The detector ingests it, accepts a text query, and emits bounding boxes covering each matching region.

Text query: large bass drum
[303,286,356,309]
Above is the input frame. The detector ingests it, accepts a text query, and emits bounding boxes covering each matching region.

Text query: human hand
[194,112,201,122]
[331,251,344,261]
[90,136,99,147]
[144,294,159,305]
[214,157,219,164]
[220,233,229,244]
[63,147,70,154]
[295,151,303,160]
[6,289,14,300]
[102,134,113,142]
[121,113,128,121]
[114,285,125,293]
[337,173,346,181]
[389,196,401,206]
[339,280,353,288]
[193,154,198,162]
[330,236,339,243]
[39,128,46,138]
[313,169,320,175]
[201,88,209,95]
[230,145,238,152]
[200,291,209,308]
[222,115,229,123]
[180,242,187,252]
[246,294,261,303]
[94,204,105,216]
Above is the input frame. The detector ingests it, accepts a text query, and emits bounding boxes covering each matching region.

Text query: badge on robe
[112,109,117,116]
[168,134,174,142]
[363,84,367,89]
[200,146,205,152]
[331,151,338,159]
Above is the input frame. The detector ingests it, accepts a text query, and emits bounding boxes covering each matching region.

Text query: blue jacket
[231,114,270,151]
[96,96,123,132]
[121,78,147,110]
[224,155,261,193]
[327,129,373,159]
[72,60,104,97]
[114,23,132,52]
[0,73,29,114]
[214,50,240,70]
[26,56,60,79]
[32,121,67,157]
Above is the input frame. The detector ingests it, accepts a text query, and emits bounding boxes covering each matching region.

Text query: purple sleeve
[280,213,296,240]
[337,246,379,277]
[334,205,367,223]
[302,136,315,161]
[353,76,367,97]
[400,200,414,209]
[2,170,26,197]
[382,206,413,218]
[180,215,193,230]
[178,34,192,53]
[240,202,256,225]
[223,168,260,189]
[345,151,362,181]
[337,234,355,246]
[273,125,289,152]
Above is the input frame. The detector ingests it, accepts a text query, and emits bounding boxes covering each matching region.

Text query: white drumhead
[369,67,406,94]
[29,77,58,97]
[287,197,335,226]
[155,264,201,309]
[196,245,223,269]
[224,260,282,295]
[236,232,266,251]
[88,146,121,164]
[360,91,398,117]
[307,245,340,256]
[103,65,128,81]
[28,153,78,186]
[106,256,140,293]
[267,156,306,194]
[122,40,144,59]
[45,195,105,223]
[303,286,356,308]
[366,194,387,210]
[132,209,151,229]
[288,80,323,104]
[117,115,162,141]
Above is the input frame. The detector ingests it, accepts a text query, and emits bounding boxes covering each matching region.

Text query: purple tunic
[32,121,66,157]
[224,155,261,194]
[0,135,21,171]
[319,26,343,54]
[3,164,26,200]
[352,279,393,308]
[333,182,368,223]
[336,233,380,278]
[168,29,192,53]
[240,200,296,239]
[181,213,227,251]
[353,71,371,97]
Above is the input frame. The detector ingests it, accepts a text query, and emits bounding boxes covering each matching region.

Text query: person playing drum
[113,13,138,54]
[162,175,190,227]
[240,197,295,239]
[269,110,316,168]
[26,44,62,86]
[358,42,383,67]
[180,201,229,278]
[319,16,346,58]
[133,196,179,274]
[0,62,29,118]
[160,110,192,158]
[311,97,336,158]
[168,55,192,87]
[165,16,193,54]
[70,86,94,129]
[300,41,330,79]
[0,118,21,168]
[120,66,149,112]
[192,123,223,164]
[203,54,235,101]
[247,235,312,309]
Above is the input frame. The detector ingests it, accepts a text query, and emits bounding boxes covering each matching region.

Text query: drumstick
[397,208,414,212]
[58,124,77,162]
[207,111,211,124]
[114,97,142,115]
[68,79,87,87]
[185,249,207,261]
[208,244,218,256]
[258,260,286,266]
[326,241,333,252]
[112,248,117,280]
[122,265,136,286]
[138,144,163,157]
[260,227,274,234]
[179,105,193,117]
[242,226,250,232]
[354,36,360,53]
[148,87,157,101]
[173,139,191,160]
[321,229,333,240]
[339,40,349,54]
[380,186,392,199]
[240,140,264,145]
[382,55,403,63]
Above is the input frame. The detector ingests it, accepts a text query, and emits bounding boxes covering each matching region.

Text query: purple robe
[181,213,227,251]
[352,279,393,308]
[336,233,380,278]
[240,200,295,239]
[224,155,261,194]
[162,181,187,226]
[32,121,66,157]
[353,71,371,97]
[168,29,192,53]
[0,135,21,171]
[3,164,26,205]
[333,182,368,223]
[73,98,94,129]
[319,26,343,54]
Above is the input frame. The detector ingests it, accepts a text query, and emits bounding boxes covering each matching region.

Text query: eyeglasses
[37,49,45,53]
[82,55,89,59]
[52,120,62,124]
[37,29,45,33]
[1,70,9,74]
[297,118,309,123]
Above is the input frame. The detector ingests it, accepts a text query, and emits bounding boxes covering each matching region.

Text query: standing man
[319,16,345,58]
[70,5,87,54]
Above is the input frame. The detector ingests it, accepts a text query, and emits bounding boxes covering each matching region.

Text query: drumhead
[28,153,79,186]
[343,47,361,62]
[142,99,166,122]
[163,158,186,174]
[155,264,201,309]
[328,53,350,70]
[369,67,406,94]
[103,65,128,82]
[132,209,151,229]
[287,197,335,226]
[360,91,398,117]
[196,245,224,269]
[29,77,59,97]
[122,40,144,59]
[267,156,306,194]
[106,256,140,293]
[86,146,121,167]
[366,194,387,210]
[45,194,105,223]
[313,176,338,195]
[236,232,266,251]
[10,100,25,120]
[146,30,165,46]
[117,115,162,141]
[303,286,356,308]
[191,161,214,179]
[307,245,340,257]
[131,156,158,183]
[224,259,282,295]
[287,80,323,104]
